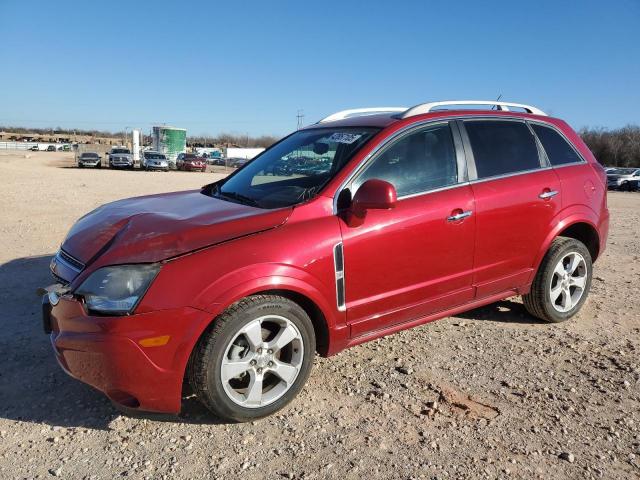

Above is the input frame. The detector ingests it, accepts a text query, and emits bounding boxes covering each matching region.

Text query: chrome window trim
[459,117,547,182]
[551,161,589,169]
[331,114,568,213]
[525,121,551,168]
[526,120,588,167]
[468,165,554,186]
[396,180,470,201]
[333,120,463,213]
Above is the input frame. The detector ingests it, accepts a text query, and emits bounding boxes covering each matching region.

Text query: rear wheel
[523,237,592,323]
[188,295,315,422]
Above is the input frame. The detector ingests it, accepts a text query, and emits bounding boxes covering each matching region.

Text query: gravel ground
[0,151,638,479]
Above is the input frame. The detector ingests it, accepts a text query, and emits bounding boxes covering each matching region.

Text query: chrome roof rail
[319,107,407,123]
[401,100,547,118]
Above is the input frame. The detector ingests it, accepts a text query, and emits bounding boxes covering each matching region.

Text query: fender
[528,204,600,283]
[189,261,344,339]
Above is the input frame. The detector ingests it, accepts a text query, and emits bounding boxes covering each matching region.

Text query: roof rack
[401,100,547,118]
[318,107,407,123]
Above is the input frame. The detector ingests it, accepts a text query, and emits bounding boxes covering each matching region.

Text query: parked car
[178,153,206,172]
[627,178,640,192]
[141,151,169,171]
[228,157,250,168]
[606,168,640,190]
[108,146,134,169]
[77,152,101,168]
[46,145,56,152]
[43,100,609,422]
[29,145,39,151]
[208,156,226,166]
[264,158,292,176]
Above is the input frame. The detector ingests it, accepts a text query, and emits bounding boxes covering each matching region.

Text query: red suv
[43,101,609,422]
[177,153,207,172]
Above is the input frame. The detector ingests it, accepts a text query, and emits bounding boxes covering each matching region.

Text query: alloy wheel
[549,251,588,313]
[220,315,304,408]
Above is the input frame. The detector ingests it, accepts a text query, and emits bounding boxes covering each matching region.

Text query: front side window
[352,123,458,197]
[464,120,541,179]
[213,128,378,208]
[531,124,582,166]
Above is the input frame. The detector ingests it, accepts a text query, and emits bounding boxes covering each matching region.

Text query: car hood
[61,189,292,265]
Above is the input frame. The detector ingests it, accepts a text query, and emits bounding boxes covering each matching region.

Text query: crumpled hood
[61,189,292,265]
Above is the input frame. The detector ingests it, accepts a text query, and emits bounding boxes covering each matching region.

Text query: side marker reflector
[139,335,170,347]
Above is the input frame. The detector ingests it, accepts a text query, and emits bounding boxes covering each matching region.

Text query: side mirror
[351,179,397,215]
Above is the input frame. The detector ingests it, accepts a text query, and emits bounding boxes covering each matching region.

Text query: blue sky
[1,0,638,136]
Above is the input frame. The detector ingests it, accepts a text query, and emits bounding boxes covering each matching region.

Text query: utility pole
[296,110,304,130]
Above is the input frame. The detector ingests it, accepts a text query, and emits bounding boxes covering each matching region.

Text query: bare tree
[579,125,640,167]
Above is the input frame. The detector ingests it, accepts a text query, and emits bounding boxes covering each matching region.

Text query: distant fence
[0,141,70,151]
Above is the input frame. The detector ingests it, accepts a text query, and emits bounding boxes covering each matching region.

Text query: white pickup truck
[108,146,134,169]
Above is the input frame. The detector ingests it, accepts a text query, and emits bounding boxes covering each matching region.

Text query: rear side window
[352,123,458,197]
[531,124,583,166]
[464,120,541,179]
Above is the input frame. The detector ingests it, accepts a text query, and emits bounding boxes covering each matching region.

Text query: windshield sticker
[324,132,363,144]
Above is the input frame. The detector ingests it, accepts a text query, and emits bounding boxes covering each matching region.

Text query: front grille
[59,249,85,271]
[51,270,70,286]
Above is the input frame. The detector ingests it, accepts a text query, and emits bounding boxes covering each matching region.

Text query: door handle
[539,190,559,199]
[447,210,473,221]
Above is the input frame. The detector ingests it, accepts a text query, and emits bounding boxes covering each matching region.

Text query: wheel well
[261,289,330,357]
[182,289,331,396]
[558,222,600,261]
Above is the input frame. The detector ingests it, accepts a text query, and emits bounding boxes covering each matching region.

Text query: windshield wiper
[214,190,261,207]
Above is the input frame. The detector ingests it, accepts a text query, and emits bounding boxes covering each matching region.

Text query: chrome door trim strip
[333,242,346,311]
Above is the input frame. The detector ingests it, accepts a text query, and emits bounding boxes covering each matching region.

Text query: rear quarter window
[464,120,541,179]
[531,124,583,166]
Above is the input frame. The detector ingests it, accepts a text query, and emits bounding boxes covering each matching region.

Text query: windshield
[212,128,378,209]
[80,153,98,158]
[144,153,166,159]
[112,148,130,154]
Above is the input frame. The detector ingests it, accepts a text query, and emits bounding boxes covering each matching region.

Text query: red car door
[461,119,562,297]
[338,122,476,337]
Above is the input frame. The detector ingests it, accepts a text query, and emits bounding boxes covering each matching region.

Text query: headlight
[76,264,160,315]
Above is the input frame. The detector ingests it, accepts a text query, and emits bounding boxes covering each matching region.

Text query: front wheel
[188,295,315,422]
[523,237,592,323]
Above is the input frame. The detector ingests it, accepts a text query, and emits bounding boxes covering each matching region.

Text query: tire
[188,295,315,422]
[523,237,592,323]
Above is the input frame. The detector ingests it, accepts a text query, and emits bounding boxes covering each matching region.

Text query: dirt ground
[0,151,638,479]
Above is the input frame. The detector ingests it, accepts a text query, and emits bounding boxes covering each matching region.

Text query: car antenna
[491,94,503,110]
